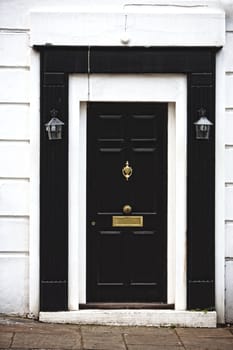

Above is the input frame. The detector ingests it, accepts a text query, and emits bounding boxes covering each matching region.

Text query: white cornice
[30,6,225,47]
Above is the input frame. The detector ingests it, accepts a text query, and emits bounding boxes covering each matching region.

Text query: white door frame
[68,74,187,311]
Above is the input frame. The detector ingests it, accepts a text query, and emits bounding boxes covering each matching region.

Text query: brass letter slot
[112,216,143,227]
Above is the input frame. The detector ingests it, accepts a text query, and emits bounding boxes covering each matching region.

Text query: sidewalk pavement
[0,316,233,350]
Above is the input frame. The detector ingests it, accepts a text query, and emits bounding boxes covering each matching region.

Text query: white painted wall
[224,19,233,323]
[0,28,30,314]
[0,0,232,322]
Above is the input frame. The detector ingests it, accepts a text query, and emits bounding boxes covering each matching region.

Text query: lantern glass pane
[45,117,64,140]
[195,125,210,139]
[56,125,62,139]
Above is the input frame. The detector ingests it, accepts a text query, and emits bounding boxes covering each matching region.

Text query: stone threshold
[39,310,217,328]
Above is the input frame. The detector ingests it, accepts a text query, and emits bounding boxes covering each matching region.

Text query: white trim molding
[69,74,187,312]
[30,7,225,47]
[215,47,226,324]
[29,49,40,318]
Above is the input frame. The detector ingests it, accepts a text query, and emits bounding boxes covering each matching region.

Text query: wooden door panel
[98,114,124,139]
[87,102,167,303]
[129,231,160,284]
[130,151,159,213]
[96,151,124,212]
[97,231,124,285]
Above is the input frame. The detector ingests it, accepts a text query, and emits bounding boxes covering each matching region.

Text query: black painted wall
[38,46,217,311]
[187,72,215,309]
[40,69,68,310]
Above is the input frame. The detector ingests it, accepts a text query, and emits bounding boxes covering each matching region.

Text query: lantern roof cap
[45,117,64,127]
[194,116,213,126]
[194,108,213,126]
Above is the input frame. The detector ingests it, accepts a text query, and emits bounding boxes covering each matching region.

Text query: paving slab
[0,317,82,350]
[81,331,125,349]
[81,325,124,335]
[11,331,82,349]
[176,327,233,338]
[176,327,233,350]
[0,319,80,335]
[183,346,233,350]
[124,333,181,346]
[0,331,13,348]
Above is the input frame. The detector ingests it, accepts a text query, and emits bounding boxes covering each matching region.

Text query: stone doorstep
[39,310,217,328]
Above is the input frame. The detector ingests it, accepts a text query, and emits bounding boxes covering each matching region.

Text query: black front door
[87,102,167,303]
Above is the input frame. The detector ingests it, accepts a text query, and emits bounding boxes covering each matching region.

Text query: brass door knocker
[122,161,133,181]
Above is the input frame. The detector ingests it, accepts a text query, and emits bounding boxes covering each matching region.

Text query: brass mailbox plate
[112,216,143,227]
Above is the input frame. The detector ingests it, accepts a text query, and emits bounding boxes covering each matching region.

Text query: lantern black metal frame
[45,109,64,140]
[194,108,213,140]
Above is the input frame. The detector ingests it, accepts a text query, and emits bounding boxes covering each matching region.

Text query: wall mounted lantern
[194,108,213,140]
[45,109,65,140]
